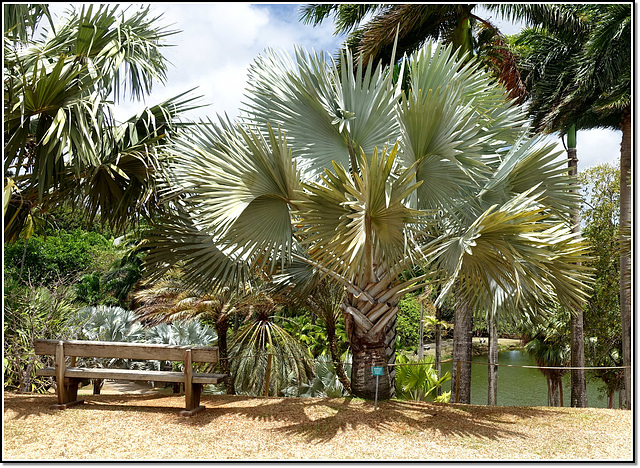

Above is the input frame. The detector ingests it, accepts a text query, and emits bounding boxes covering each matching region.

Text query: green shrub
[4,229,113,285]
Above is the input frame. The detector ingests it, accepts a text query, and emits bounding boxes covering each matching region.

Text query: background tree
[300,4,584,104]
[580,164,624,407]
[3,4,202,240]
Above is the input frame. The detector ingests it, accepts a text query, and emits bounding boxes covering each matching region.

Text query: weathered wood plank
[192,373,226,384]
[37,367,225,385]
[63,367,186,383]
[55,342,67,405]
[34,339,218,363]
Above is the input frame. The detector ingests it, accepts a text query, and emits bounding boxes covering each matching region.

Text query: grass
[3,390,633,461]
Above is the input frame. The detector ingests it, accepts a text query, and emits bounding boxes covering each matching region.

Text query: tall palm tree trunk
[567,127,587,408]
[619,110,632,410]
[451,301,473,403]
[435,305,442,396]
[487,314,498,405]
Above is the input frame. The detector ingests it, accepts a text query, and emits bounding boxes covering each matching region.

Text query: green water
[440,349,617,408]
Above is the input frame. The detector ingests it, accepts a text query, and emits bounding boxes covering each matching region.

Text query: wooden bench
[34,339,225,416]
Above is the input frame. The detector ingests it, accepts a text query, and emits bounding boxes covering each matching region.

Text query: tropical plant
[299,352,353,398]
[3,4,202,241]
[143,40,591,401]
[521,311,571,407]
[3,276,76,393]
[229,296,314,397]
[394,353,450,403]
[68,305,146,393]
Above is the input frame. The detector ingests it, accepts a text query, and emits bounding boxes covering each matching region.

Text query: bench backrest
[34,339,219,363]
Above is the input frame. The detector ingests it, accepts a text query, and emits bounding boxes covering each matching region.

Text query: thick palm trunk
[451,302,473,404]
[342,281,399,400]
[619,110,632,410]
[487,314,498,406]
[567,131,588,408]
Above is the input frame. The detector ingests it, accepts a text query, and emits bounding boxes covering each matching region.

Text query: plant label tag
[372,366,384,376]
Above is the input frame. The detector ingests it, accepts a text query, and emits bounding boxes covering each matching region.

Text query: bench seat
[36,367,225,385]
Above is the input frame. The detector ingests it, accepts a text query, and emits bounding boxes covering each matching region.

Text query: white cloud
[38,3,624,173]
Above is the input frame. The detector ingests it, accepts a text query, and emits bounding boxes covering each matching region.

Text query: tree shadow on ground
[179,394,569,443]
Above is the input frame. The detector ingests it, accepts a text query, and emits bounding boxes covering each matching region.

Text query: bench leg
[181,383,204,416]
[50,378,84,410]
[50,342,83,410]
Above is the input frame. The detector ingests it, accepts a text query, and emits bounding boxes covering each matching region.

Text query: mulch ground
[3,390,633,461]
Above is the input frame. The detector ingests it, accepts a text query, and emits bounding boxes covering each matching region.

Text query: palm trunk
[546,371,564,407]
[451,301,473,404]
[619,110,632,410]
[435,306,442,396]
[567,128,587,408]
[328,327,352,396]
[384,315,397,399]
[342,281,398,400]
[487,314,498,406]
[216,319,235,395]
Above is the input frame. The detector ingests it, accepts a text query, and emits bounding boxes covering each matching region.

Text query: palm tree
[513,3,631,408]
[143,40,591,400]
[229,295,314,396]
[301,4,593,404]
[134,270,246,394]
[299,4,585,104]
[271,273,353,395]
[521,312,571,407]
[3,4,202,240]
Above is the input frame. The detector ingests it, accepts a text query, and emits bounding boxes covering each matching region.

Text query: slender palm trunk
[619,110,632,410]
[327,327,352,396]
[567,129,587,408]
[435,306,442,396]
[451,301,473,403]
[216,319,235,395]
[487,314,498,406]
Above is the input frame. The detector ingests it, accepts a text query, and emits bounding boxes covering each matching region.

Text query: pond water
[440,349,618,408]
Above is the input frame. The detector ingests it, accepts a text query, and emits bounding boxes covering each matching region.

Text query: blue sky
[45,3,622,170]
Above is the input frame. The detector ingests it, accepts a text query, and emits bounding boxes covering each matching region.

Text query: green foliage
[4,229,113,285]
[298,352,352,398]
[229,302,314,397]
[396,294,421,350]
[3,277,76,392]
[281,312,348,358]
[394,353,451,402]
[521,309,571,368]
[579,164,623,397]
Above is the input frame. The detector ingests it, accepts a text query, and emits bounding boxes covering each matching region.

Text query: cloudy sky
[46,3,621,170]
